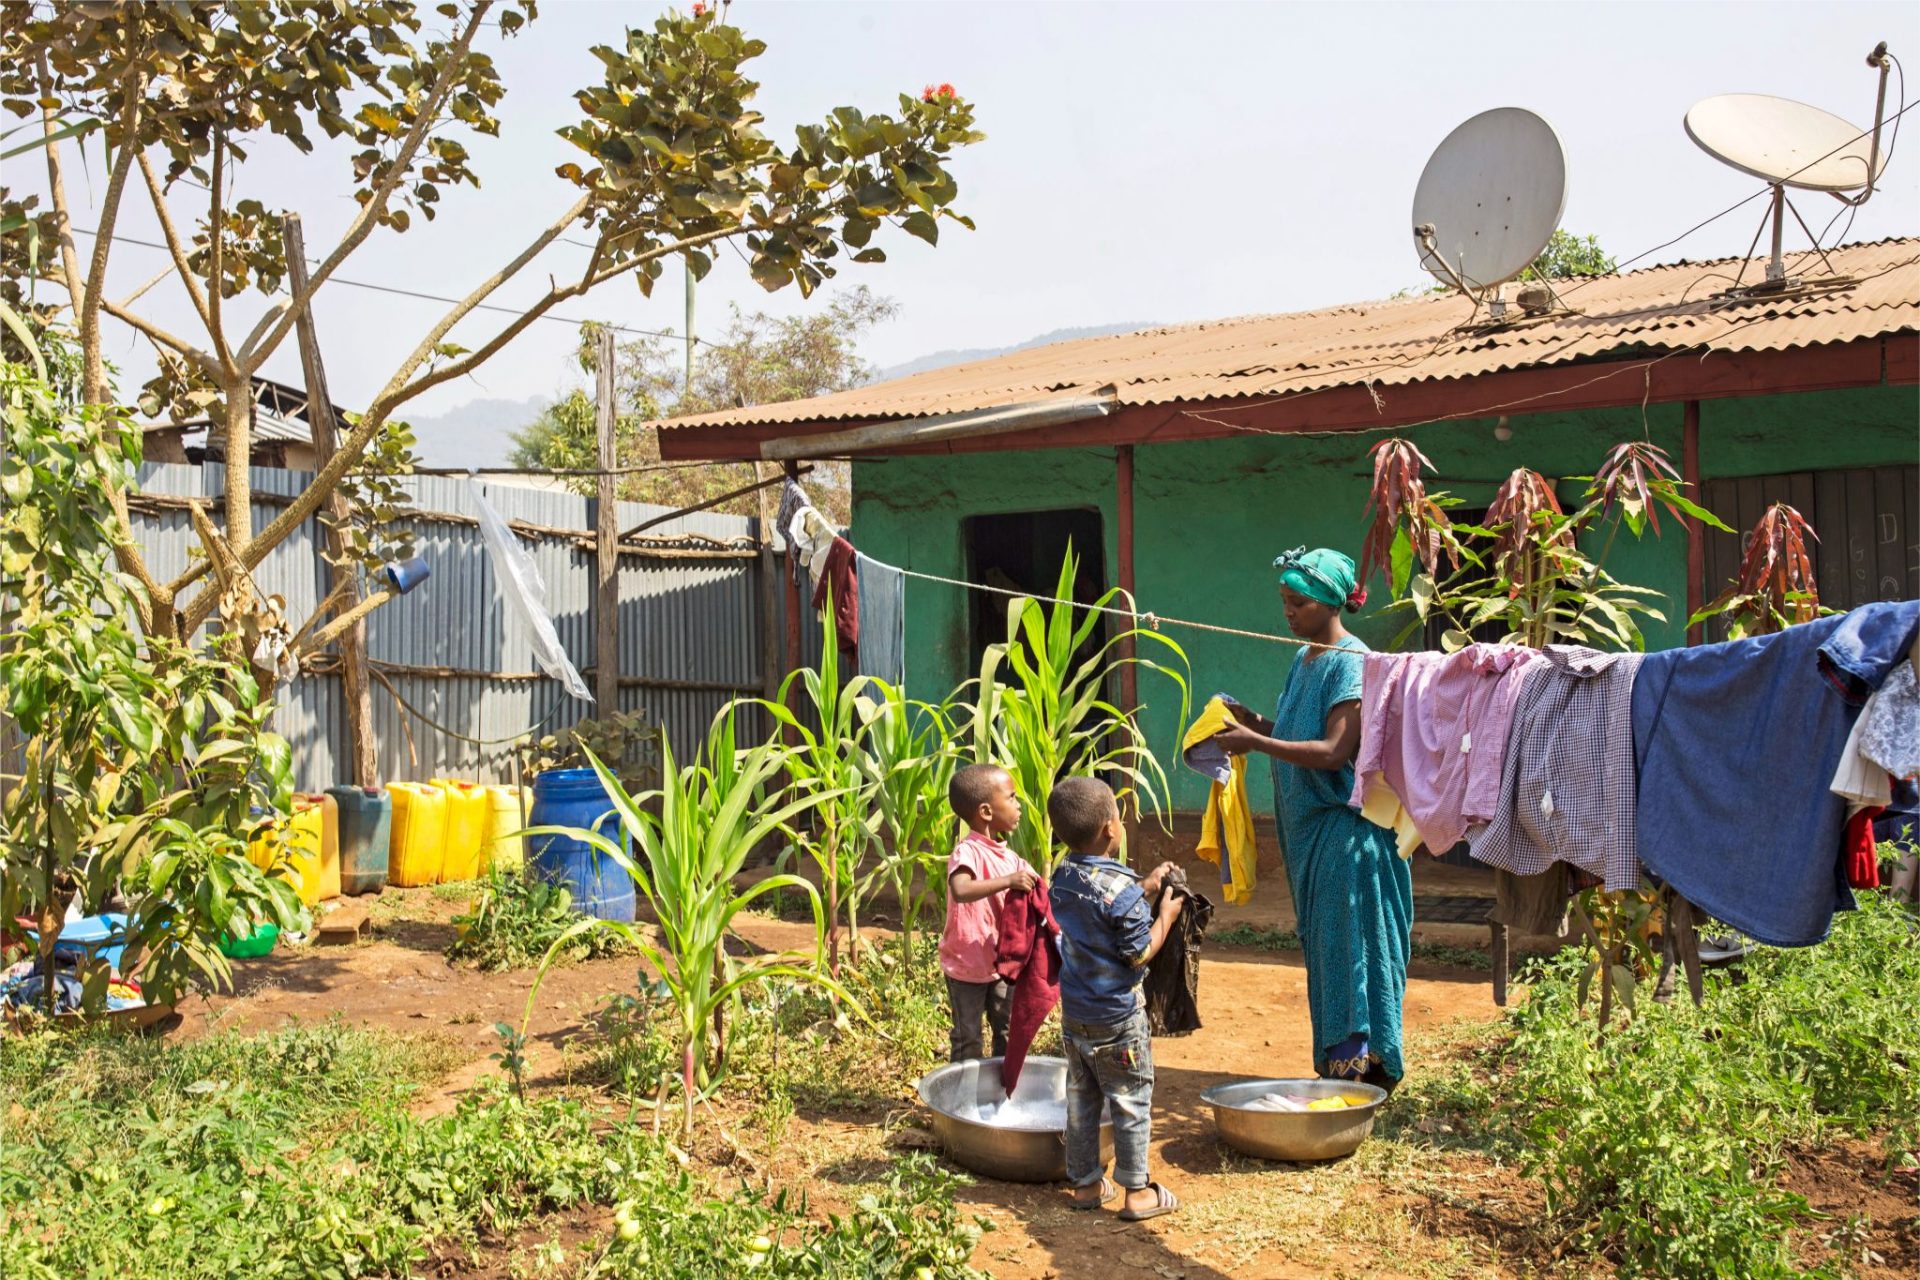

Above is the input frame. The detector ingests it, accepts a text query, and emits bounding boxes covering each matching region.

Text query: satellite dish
[1412,107,1568,307]
[1685,94,1887,192]
[1683,43,1896,298]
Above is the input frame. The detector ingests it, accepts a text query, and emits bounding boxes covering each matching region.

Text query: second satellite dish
[1412,107,1567,293]
[1685,93,1888,192]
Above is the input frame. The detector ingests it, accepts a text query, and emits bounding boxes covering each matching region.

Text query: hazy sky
[22,0,1918,425]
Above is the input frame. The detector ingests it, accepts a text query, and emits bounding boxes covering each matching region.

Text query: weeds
[1214,921,1493,972]
[447,866,630,971]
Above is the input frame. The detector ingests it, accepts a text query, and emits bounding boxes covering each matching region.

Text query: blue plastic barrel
[327,785,393,895]
[528,769,635,922]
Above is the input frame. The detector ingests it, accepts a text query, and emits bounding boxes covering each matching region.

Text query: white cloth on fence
[1858,660,1919,781]
[469,480,594,703]
[857,552,906,688]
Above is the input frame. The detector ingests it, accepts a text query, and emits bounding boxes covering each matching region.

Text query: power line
[66,225,731,349]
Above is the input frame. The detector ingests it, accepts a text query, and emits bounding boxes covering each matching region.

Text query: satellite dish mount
[1685,42,1895,302]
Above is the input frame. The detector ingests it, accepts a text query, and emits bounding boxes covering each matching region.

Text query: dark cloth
[1875,777,1919,846]
[1050,853,1153,1024]
[1144,884,1213,1037]
[1633,601,1920,947]
[775,479,808,587]
[945,975,1010,1062]
[810,536,860,652]
[994,883,1062,1092]
[1489,864,1573,937]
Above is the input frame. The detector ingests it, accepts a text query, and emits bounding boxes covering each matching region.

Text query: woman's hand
[1211,724,1273,757]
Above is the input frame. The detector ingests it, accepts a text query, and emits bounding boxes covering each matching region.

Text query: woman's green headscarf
[1273,546,1365,612]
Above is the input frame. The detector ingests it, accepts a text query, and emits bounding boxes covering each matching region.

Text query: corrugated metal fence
[129,463,822,788]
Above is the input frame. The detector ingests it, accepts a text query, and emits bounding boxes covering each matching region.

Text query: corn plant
[854,681,962,962]
[969,551,1189,870]
[753,607,880,973]
[514,714,851,1134]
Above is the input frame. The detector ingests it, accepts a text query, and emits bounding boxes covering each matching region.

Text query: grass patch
[0,1019,987,1279]
[446,867,633,972]
[1214,922,1493,972]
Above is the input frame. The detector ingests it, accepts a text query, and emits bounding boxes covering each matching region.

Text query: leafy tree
[1524,229,1618,282]
[1,329,304,1015]
[0,2,980,664]
[508,288,899,523]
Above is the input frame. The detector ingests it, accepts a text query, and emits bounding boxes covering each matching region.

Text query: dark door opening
[963,508,1107,677]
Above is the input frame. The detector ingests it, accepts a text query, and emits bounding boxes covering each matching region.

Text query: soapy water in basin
[964,1095,1069,1130]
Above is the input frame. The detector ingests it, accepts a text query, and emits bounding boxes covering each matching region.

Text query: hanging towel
[1351,645,1542,855]
[811,536,860,653]
[1144,883,1214,1037]
[1468,646,1644,892]
[857,552,906,687]
[994,882,1061,1094]
[1845,805,1886,890]
[1632,601,1920,947]
[1181,696,1258,904]
[469,481,593,703]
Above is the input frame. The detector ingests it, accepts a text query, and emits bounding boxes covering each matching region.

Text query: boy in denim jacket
[1046,776,1184,1220]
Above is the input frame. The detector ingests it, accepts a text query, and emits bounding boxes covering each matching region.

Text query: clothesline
[867,556,1355,655]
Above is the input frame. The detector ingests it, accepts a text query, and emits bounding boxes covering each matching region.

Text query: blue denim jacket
[1049,854,1153,1025]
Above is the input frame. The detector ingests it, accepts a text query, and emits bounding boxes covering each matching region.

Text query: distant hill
[875,321,1158,381]
[402,394,548,469]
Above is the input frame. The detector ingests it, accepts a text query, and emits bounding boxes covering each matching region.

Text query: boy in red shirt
[940,763,1037,1061]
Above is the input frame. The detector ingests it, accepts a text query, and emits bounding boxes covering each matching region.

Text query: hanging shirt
[1181,696,1258,903]
[1351,644,1542,855]
[810,536,860,652]
[1468,646,1644,893]
[1632,601,1920,947]
[1049,854,1153,1025]
[856,552,907,687]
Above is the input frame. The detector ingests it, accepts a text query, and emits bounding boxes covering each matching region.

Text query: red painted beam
[656,337,1896,462]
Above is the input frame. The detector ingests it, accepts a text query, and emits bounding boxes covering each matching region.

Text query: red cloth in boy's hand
[994,882,1060,1094]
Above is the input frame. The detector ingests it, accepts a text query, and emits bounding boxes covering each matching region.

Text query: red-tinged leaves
[1360,438,1454,591]
[1738,503,1822,630]
[1485,467,1568,584]
[1592,441,1709,538]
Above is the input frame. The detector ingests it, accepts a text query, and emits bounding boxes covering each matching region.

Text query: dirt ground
[179,850,1917,1280]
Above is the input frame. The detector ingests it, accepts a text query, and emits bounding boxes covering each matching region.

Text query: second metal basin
[915,1056,1112,1183]
[1200,1077,1387,1162]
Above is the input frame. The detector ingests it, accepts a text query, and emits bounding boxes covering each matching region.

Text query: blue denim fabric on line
[1063,1005,1154,1191]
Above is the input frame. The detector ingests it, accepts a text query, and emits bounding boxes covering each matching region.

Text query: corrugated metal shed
[129,464,823,789]
[655,237,1920,430]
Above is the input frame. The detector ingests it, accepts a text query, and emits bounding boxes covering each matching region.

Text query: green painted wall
[851,383,1918,815]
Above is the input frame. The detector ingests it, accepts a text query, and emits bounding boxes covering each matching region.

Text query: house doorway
[963,508,1107,677]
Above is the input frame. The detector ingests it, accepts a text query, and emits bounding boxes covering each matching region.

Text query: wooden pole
[781,461,804,743]
[595,327,621,710]
[1683,399,1704,646]
[1116,445,1140,850]
[283,213,377,787]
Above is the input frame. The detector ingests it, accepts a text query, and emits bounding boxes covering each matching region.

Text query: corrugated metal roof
[658,237,1920,431]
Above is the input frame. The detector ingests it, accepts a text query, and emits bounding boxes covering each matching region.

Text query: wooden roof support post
[595,327,621,711]
[283,213,377,787]
[1116,445,1141,849]
[780,460,804,744]
[1683,400,1704,646]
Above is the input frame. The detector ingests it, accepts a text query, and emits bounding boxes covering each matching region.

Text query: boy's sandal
[1069,1176,1117,1210]
[1118,1182,1179,1222]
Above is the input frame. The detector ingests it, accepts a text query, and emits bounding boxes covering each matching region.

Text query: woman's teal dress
[1270,636,1414,1082]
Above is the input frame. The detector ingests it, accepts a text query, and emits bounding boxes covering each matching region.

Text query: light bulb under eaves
[1493,415,1513,442]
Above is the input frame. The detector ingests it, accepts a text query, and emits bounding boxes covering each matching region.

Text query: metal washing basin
[914,1056,1113,1183]
[1200,1077,1388,1162]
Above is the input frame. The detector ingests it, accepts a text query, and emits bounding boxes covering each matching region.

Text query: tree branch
[297,588,397,656]
[207,127,229,374]
[78,73,145,406]
[99,299,222,379]
[37,53,86,315]
[136,150,216,345]
[238,0,495,378]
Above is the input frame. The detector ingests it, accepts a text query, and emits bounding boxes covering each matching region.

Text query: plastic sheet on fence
[469,479,594,703]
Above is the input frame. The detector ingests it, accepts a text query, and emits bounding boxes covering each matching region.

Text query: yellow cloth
[1182,697,1259,905]
[1355,773,1422,860]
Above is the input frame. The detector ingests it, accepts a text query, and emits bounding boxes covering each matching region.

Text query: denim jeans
[946,976,1011,1062]
[1062,1004,1153,1190]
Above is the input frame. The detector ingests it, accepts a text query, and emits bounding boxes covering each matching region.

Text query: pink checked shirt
[1350,644,1543,854]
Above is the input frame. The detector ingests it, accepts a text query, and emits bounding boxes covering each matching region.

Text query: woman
[1212,547,1412,1090]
